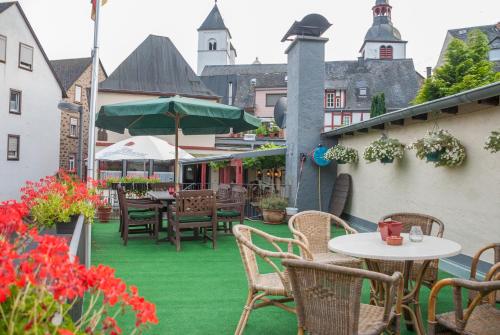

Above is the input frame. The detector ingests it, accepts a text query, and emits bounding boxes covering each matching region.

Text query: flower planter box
[336,160,347,165]
[426,150,445,162]
[56,215,80,235]
[262,209,286,225]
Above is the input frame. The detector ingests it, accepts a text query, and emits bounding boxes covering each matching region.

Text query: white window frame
[68,154,76,172]
[326,92,335,108]
[359,87,367,96]
[9,90,21,114]
[265,93,287,107]
[335,97,342,109]
[342,115,351,126]
[0,35,6,63]
[69,117,78,138]
[7,135,20,161]
[18,43,34,71]
[74,85,82,103]
[228,82,233,105]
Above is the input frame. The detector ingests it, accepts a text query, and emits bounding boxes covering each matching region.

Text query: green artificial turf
[90,220,459,335]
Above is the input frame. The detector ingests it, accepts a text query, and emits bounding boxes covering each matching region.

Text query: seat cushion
[217,210,241,218]
[128,208,151,213]
[358,304,394,335]
[129,211,156,220]
[254,273,287,296]
[173,215,212,223]
[437,304,500,335]
[313,252,362,268]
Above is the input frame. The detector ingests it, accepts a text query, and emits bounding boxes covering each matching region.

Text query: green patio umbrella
[95,96,261,188]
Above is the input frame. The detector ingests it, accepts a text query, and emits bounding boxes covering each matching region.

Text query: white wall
[197,30,231,75]
[337,103,500,261]
[363,42,406,60]
[0,5,62,200]
[489,48,500,62]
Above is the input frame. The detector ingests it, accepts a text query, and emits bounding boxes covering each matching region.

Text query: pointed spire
[198,2,231,37]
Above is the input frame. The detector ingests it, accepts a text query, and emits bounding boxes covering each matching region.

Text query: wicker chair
[217,185,246,233]
[428,262,500,335]
[167,190,217,252]
[288,211,362,267]
[232,224,312,335]
[377,213,445,288]
[467,243,500,306]
[118,186,162,246]
[282,259,404,335]
[216,184,231,202]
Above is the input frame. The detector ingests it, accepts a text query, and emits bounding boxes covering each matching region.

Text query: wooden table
[147,191,175,201]
[328,232,461,335]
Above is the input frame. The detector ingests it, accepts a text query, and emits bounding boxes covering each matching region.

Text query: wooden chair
[232,224,312,335]
[288,211,362,267]
[282,259,403,335]
[377,213,445,288]
[118,186,162,246]
[469,243,500,304]
[428,262,500,335]
[216,184,231,202]
[167,190,217,252]
[217,185,246,233]
[117,186,158,235]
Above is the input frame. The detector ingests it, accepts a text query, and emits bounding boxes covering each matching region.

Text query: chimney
[426,67,432,78]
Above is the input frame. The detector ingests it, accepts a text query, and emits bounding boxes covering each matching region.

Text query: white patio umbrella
[96,136,193,161]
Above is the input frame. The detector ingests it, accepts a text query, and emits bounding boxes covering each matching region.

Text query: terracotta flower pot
[97,206,112,223]
[262,209,286,225]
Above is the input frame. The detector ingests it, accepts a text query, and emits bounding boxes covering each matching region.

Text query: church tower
[360,0,407,60]
[197,2,236,75]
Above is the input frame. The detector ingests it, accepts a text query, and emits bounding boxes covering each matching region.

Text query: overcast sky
[15,0,500,76]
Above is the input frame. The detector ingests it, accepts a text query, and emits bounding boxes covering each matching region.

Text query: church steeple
[360,0,407,60]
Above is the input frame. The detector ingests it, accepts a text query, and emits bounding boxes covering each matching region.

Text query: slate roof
[448,24,500,46]
[198,4,231,37]
[364,17,403,43]
[50,58,92,91]
[0,1,66,97]
[99,35,216,98]
[201,59,420,112]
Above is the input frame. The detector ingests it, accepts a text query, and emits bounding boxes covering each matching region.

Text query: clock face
[313,146,331,167]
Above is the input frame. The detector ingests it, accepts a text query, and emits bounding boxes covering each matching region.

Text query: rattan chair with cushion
[282,259,404,335]
[428,262,500,335]
[377,213,445,287]
[217,185,246,233]
[288,211,362,267]
[469,243,500,304]
[232,224,312,335]
[167,190,217,252]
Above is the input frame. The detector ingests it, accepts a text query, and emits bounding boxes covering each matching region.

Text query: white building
[197,3,236,75]
[0,2,65,200]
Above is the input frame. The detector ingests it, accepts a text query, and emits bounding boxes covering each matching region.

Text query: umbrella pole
[175,114,180,192]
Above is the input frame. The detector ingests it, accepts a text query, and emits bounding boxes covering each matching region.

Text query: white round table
[328,232,461,335]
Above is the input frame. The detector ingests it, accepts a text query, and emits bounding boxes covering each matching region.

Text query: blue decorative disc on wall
[312,145,331,167]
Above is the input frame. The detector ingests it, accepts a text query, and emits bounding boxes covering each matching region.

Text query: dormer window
[380,45,393,60]
[359,88,367,96]
[208,39,217,51]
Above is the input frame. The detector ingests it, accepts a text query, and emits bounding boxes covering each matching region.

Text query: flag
[91,0,107,21]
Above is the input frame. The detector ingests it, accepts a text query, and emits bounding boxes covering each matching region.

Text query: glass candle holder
[409,226,424,242]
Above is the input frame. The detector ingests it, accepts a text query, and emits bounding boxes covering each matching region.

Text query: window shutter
[0,36,6,62]
[19,44,33,69]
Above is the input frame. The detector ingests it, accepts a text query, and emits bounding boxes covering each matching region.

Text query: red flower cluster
[0,197,158,334]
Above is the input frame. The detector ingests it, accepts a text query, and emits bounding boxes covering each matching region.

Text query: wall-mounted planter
[56,214,80,235]
[425,150,445,162]
[380,157,394,164]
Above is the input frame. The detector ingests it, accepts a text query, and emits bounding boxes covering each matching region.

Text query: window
[69,117,78,138]
[359,87,367,96]
[208,39,217,51]
[0,35,6,63]
[7,135,20,161]
[19,43,34,71]
[326,92,335,108]
[380,45,393,60]
[342,115,351,126]
[266,93,286,107]
[74,85,82,103]
[9,90,21,114]
[335,97,342,108]
[68,154,76,172]
[228,82,233,105]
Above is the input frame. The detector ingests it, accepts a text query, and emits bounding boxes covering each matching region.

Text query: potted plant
[255,125,268,138]
[324,145,359,164]
[209,160,230,171]
[364,137,405,164]
[485,130,500,153]
[269,124,280,138]
[260,195,288,224]
[21,171,101,234]
[97,199,112,223]
[410,129,466,167]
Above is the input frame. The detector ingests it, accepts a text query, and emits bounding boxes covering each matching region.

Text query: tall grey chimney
[426,67,432,78]
[284,23,335,211]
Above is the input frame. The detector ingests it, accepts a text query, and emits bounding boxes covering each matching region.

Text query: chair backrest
[283,259,403,335]
[175,190,216,217]
[232,224,312,292]
[217,184,231,201]
[230,186,247,205]
[289,211,357,255]
[471,243,500,279]
[381,213,444,237]
[117,186,126,213]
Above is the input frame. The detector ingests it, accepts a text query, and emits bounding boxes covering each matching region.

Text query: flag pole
[86,0,102,268]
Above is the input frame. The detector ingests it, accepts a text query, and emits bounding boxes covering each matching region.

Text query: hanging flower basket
[324,145,359,165]
[410,129,466,167]
[364,137,405,164]
[485,130,500,153]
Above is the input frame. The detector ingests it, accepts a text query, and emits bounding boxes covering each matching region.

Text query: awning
[180,148,286,166]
